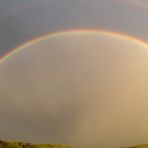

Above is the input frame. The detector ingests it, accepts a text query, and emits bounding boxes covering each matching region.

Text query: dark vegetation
[1,139,148,147]
[0,140,75,148]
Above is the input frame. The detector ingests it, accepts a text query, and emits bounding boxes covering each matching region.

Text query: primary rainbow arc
[0,29,148,63]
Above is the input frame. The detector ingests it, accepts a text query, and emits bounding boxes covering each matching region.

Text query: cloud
[0,0,148,56]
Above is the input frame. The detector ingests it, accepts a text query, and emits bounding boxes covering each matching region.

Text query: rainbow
[0,29,148,63]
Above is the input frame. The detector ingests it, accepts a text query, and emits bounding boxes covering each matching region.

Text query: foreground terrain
[1,140,148,148]
[0,140,74,148]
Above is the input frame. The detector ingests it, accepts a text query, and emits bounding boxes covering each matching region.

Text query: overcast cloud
[0,0,148,55]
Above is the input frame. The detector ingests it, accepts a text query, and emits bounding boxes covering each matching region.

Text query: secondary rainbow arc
[0,29,148,63]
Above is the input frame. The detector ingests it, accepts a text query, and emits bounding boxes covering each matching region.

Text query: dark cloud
[0,0,148,56]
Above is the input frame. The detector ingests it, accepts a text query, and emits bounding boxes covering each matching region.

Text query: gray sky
[0,0,148,147]
[0,0,148,55]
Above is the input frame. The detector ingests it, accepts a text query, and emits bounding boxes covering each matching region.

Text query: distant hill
[0,140,75,148]
[123,144,148,148]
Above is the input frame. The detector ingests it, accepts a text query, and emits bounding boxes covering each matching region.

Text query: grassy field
[0,140,75,148]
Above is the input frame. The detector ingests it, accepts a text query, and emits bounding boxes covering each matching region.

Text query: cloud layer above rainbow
[0,30,148,148]
[123,0,148,10]
[0,0,148,56]
[133,0,148,9]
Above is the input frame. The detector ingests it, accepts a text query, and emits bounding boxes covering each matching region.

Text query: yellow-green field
[0,140,75,148]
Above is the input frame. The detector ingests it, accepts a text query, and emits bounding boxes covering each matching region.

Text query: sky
[1,31,148,148]
[0,0,148,148]
[0,0,148,55]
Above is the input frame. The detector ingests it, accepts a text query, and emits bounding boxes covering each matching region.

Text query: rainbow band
[0,29,148,63]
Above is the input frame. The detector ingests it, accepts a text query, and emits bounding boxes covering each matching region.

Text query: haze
[0,32,148,148]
